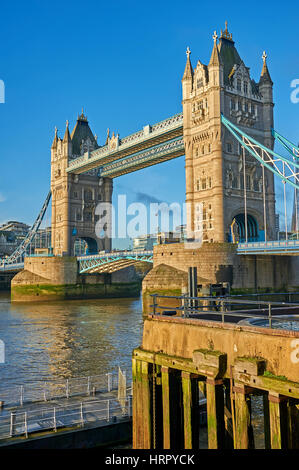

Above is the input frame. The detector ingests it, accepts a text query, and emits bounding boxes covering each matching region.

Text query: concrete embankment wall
[142,243,299,312]
[11,256,141,302]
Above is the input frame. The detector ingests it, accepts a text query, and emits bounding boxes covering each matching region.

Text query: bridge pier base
[11,256,140,302]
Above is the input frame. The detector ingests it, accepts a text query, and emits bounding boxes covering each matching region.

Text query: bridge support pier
[11,256,141,302]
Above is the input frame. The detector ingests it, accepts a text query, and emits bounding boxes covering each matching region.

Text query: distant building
[133,234,157,251]
[0,221,30,257]
[175,225,187,241]
[157,231,181,244]
[0,221,30,233]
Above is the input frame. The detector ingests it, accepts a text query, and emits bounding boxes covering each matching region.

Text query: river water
[0,292,143,389]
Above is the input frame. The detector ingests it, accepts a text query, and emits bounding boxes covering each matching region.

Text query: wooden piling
[268,393,288,449]
[206,378,225,449]
[181,371,200,449]
[233,384,254,449]
[141,361,152,449]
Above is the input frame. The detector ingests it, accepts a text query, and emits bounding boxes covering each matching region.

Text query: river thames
[0,292,143,389]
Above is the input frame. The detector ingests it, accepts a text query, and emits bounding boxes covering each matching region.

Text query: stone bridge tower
[182,23,276,243]
[51,111,112,256]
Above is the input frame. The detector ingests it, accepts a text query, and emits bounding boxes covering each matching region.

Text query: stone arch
[231,213,259,242]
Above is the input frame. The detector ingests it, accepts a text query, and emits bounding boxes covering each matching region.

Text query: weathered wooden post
[181,372,200,449]
[206,378,225,449]
[287,399,299,449]
[268,393,288,449]
[263,393,271,449]
[141,361,152,449]
[132,358,153,449]
[161,366,171,449]
[233,384,254,449]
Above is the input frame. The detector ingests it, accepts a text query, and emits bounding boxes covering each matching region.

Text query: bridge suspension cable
[0,191,51,267]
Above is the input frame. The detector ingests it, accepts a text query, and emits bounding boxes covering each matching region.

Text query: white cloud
[0,193,6,202]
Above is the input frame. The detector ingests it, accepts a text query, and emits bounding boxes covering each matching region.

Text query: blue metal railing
[237,240,299,254]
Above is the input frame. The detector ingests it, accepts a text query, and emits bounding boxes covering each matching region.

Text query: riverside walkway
[0,369,132,442]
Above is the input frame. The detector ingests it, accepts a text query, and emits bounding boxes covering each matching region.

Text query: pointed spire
[63,120,71,143]
[182,46,193,81]
[220,21,233,41]
[105,128,110,145]
[78,108,88,122]
[209,31,222,67]
[51,126,58,149]
[259,51,273,85]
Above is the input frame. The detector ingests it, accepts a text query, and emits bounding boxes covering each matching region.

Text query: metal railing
[150,294,299,328]
[237,240,299,254]
[0,370,131,408]
[0,396,132,440]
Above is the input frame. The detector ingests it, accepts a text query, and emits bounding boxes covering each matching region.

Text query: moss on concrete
[11,281,141,302]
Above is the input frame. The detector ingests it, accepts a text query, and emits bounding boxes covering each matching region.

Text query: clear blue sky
[0,0,299,246]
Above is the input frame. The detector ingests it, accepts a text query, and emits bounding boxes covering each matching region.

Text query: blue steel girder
[100,137,184,178]
[221,114,299,190]
[78,252,153,274]
[0,191,51,267]
[67,113,183,175]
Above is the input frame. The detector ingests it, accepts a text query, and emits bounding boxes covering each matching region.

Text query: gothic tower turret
[182,23,276,243]
[51,111,113,256]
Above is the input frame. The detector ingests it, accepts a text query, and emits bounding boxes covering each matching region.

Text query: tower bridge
[2,22,299,300]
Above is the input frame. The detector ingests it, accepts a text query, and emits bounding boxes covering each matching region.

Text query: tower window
[237,79,241,91]
[226,142,233,153]
[230,99,236,110]
[244,81,248,94]
[197,78,203,88]
[84,189,93,201]
[201,178,207,190]
[246,175,251,190]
